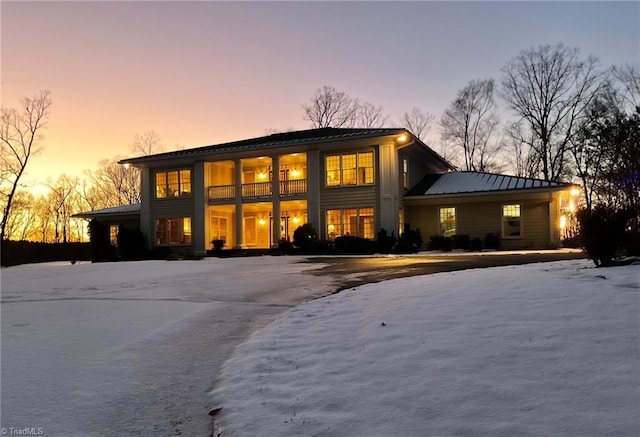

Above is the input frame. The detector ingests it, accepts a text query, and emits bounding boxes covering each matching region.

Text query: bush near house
[88,219,117,262]
[483,232,501,250]
[452,234,471,250]
[395,225,423,253]
[428,235,452,252]
[470,237,484,251]
[376,228,396,254]
[334,235,376,254]
[117,227,146,260]
[293,223,318,253]
[577,206,633,266]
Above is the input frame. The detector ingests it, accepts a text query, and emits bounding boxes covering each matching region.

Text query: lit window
[326,207,375,239]
[325,152,374,187]
[439,207,456,237]
[502,204,521,238]
[155,169,191,198]
[155,217,192,245]
[402,158,409,189]
[109,225,119,247]
[210,216,228,242]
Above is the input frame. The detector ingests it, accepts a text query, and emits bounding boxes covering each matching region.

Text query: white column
[379,143,399,233]
[234,158,244,249]
[306,149,321,234]
[271,155,280,248]
[193,161,206,256]
[140,167,153,250]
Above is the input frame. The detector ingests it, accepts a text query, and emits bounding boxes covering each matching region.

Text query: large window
[325,152,374,187]
[502,204,521,238]
[402,158,409,189]
[326,207,374,239]
[439,207,456,237]
[156,217,192,245]
[156,169,191,198]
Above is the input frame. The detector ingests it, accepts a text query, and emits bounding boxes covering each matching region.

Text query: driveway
[0,250,585,436]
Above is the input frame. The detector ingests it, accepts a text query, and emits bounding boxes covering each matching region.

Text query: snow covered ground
[1,256,638,436]
[214,259,639,436]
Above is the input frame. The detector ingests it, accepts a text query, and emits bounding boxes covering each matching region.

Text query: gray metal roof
[73,203,141,219]
[406,172,572,197]
[120,127,410,165]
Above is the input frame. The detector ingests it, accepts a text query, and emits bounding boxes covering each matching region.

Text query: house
[79,127,578,255]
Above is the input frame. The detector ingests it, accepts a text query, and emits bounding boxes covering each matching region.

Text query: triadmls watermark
[1,428,44,436]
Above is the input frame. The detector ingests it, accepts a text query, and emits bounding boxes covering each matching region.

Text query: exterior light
[123,163,131,169]
[570,188,580,197]
[258,172,267,180]
[258,217,266,226]
[397,133,408,143]
[292,216,301,224]
[291,169,301,178]
[560,215,567,230]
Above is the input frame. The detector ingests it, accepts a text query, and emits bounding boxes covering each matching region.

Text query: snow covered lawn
[214,259,639,436]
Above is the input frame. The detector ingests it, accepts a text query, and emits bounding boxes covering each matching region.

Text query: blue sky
[2,1,638,188]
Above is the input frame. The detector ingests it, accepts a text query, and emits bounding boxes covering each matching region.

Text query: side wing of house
[404,172,580,250]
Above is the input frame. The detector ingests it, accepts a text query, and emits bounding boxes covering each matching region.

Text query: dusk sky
[2,1,638,193]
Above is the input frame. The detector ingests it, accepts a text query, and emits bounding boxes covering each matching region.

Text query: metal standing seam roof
[119,127,410,165]
[405,172,571,197]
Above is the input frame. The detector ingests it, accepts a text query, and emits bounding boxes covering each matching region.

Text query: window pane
[342,154,357,185]
[156,173,167,198]
[359,208,374,239]
[343,208,357,236]
[167,218,180,243]
[327,209,341,240]
[326,156,341,186]
[156,219,167,245]
[182,217,192,244]
[439,207,456,237]
[358,152,374,184]
[180,170,191,195]
[167,171,179,197]
[502,204,521,237]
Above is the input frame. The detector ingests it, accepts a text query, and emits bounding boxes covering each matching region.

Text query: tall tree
[500,43,604,181]
[400,107,434,140]
[87,157,141,207]
[440,79,500,172]
[0,90,52,241]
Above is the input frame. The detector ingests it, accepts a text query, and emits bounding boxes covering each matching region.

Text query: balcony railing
[280,179,307,196]
[208,185,235,200]
[208,179,307,201]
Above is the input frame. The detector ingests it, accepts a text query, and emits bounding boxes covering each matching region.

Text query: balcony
[208,179,307,201]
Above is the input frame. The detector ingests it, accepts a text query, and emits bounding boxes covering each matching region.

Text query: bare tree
[87,157,141,207]
[130,130,165,156]
[608,64,640,112]
[504,122,540,177]
[440,79,501,172]
[400,107,435,140]
[0,90,52,241]
[48,174,80,243]
[500,43,604,181]
[302,86,389,129]
[356,102,389,128]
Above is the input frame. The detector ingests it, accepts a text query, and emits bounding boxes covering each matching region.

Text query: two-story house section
[119,128,454,256]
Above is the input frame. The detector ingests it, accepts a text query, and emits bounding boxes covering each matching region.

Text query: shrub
[278,238,294,254]
[452,234,471,250]
[117,227,146,260]
[470,237,483,251]
[376,228,396,254]
[483,232,501,250]
[334,235,376,254]
[293,223,318,253]
[577,206,633,266]
[395,224,423,253]
[621,232,640,256]
[428,235,452,252]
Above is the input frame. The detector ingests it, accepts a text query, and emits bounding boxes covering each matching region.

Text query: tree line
[1,42,638,243]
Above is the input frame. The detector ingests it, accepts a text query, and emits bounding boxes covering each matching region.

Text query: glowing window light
[560,215,567,230]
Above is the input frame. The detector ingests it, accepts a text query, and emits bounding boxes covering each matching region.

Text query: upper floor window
[156,169,191,198]
[326,151,374,187]
[502,204,521,238]
[402,158,409,189]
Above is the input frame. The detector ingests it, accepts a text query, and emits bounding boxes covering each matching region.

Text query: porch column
[306,149,321,235]
[234,158,244,249]
[193,161,206,256]
[271,155,281,248]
